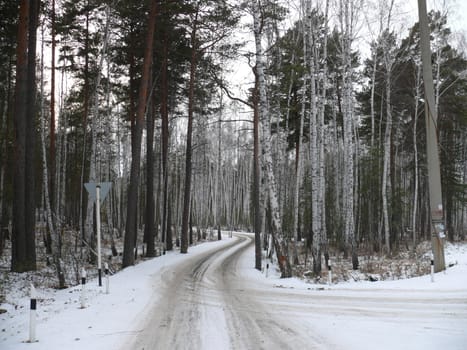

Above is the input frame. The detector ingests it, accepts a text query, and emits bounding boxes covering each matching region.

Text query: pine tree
[122,0,158,267]
[12,0,40,272]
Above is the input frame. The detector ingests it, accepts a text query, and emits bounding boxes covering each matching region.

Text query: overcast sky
[409,0,467,33]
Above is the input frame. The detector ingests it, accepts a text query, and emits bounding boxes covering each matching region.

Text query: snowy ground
[1,233,466,350]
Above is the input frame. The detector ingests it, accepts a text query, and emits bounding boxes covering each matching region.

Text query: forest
[0,0,466,286]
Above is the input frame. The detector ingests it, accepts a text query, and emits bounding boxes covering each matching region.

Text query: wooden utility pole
[417,0,445,272]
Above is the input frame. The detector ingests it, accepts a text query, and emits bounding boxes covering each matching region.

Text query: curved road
[122,234,467,350]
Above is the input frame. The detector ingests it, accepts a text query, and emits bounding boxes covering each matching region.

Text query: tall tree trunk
[123,0,158,267]
[381,71,392,252]
[84,4,112,264]
[253,0,291,278]
[25,0,39,271]
[79,7,91,250]
[0,46,13,256]
[292,1,307,267]
[381,0,395,253]
[253,73,261,270]
[144,82,156,257]
[180,9,199,254]
[307,2,322,274]
[216,88,222,241]
[40,28,65,287]
[318,0,329,269]
[12,0,39,272]
[50,0,56,220]
[166,192,173,251]
[340,0,358,270]
[160,22,169,252]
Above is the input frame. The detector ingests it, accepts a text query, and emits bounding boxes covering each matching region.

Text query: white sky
[405,0,467,48]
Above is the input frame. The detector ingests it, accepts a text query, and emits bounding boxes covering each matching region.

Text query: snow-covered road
[123,234,467,350]
[123,234,330,349]
[2,233,466,350]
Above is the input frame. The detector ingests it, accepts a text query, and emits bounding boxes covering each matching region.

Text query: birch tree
[305,1,329,274]
[40,25,65,287]
[318,0,330,269]
[381,0,396,253]
[339,0,358,269]
[291,1,308,265]
[252,0,291,277]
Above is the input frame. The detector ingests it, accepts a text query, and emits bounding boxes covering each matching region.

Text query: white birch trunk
[381,71,392,252]
[291,1,309,265]
[370,52,377,148]
[340,0,358,269]
[369,3,385,148]
[216,89,222,239]
[307,3,321,273]
[84,4,112,246]
[318,0,329,266]
[287,30,299,247]
[381,0,395,252]
[54,60,66,231]
[40,27,65,287]
[253,0,291,277]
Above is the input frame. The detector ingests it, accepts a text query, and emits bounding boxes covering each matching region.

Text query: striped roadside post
[80,268,87,308]
[29,284,37,342]
[104,262,110,294]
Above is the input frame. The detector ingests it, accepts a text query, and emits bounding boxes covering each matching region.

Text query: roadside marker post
[328,262,332,285]
[96,185,102,286]
[80,268,87,308]
[84,182,112,288]
[431,259,435,282]
[266,263,269,278]
[29,284,37,343]
[104,262,110,294]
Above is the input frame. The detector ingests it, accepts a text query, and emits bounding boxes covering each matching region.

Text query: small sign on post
[84,182,112,287]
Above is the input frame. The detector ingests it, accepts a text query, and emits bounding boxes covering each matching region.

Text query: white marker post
[266,263,269,278]
[80,268,87,308]
[29,284,37,343]
[104,262,110,294]
[84,182,111,287]
[96,185,102,287]
[328,262,332,286]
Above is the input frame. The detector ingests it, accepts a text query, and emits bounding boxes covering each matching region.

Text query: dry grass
[294,241,433,284]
